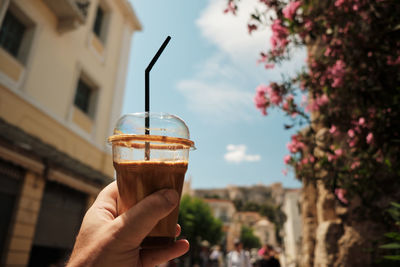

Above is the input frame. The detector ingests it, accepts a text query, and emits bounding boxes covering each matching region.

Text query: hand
[67,181,189,267]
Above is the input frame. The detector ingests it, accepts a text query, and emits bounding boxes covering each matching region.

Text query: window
[92,6,104,38]
[92,4,108,44]
[74,79,91,114]
[73,76,97,118]
[0,10,26,58]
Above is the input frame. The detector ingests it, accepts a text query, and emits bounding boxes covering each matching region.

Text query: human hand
[67,181,189,267]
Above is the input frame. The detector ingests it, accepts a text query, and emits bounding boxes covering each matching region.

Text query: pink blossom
[366,132,373,144]
[348,139,357,148]
[282,101,289,111]
[329,125,337,134]
[335,188,348,204]
[348,129,355,138]
[254,84,270,115]
[334,0,345,7]
[282,169,288,176]
[304,20,313,31]
[309,155,315,163]
[324,47,332,57]
[264,63,275,69]
[287,135,305,153]
[266,86,283,105]
[257,53,267,64]
[282,1,302,20]
[248,24,257,34]
[224,1,236,15]
[334,148,343,157]
[270,19,289,50]
[351,161,360,170]
[328,154,337,162]
[327,60,346,88]
[301,158,309,165]
[358,117,366,126]
[387,56,400,66]
[284,155,292,164]
[316,94,329,106]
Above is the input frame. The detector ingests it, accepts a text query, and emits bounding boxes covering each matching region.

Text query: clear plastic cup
[108,112,194,248]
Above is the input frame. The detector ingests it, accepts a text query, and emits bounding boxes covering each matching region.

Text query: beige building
[227,211,276,251]
[253,218,276,247]
[0,0,141,266]
[282,189,302,267]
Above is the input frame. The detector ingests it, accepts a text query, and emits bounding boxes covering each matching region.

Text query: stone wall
[300,127,399,267]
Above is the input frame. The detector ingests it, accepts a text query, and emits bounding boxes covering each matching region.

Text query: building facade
[0,0,141,266]
[282,189,302,267]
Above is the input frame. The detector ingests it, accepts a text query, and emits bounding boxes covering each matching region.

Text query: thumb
[111,189,179,246]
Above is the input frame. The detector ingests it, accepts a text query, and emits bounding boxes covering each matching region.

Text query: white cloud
[196,0,270,64]
[176,0,306,122]
[224,144,261,163]
[177,54,254,121]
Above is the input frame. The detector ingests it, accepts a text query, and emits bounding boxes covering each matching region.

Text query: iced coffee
[108,113,194,248]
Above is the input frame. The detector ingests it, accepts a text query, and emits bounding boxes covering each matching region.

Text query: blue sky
[123,0,304,189]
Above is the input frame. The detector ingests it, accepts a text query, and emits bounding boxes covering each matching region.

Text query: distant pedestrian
[226,240,251,267]
[209,245,223,267]
[258,245,280,267]
[200,240,210,267]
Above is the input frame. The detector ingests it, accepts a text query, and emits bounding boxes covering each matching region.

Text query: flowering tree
[225,0,400,206]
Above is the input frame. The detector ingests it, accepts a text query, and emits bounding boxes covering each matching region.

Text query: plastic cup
[108,112,194,248]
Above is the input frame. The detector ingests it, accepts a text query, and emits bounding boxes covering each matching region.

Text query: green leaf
[385,232,400,241]
[391,202,400,209]
[380,243,400,249]
[383,255,400,261]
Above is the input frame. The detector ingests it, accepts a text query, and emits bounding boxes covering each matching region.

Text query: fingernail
[162,189,179,207]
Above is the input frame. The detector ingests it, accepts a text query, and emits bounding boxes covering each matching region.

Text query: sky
[123,0,304,189]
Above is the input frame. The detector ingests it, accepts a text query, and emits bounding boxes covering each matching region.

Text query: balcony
[43,0,90,33]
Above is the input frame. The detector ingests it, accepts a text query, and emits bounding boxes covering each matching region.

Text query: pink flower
[329,125,337,134]
[328,154,337,162]
[335,188,348,204]
[301,157,309,165]
[308,155,315,163]
[387,56,400,66]
[224,1,236,15]
[366,132,373,144]
[348,139,357,148]
[334,0,345,7]
[304,20,313,31]
[270,19,289,50]
[282,169,288,176]
[257,53,268,64]
[348,129,355,138]
[351,161,360,170]
[327,60,346,88]
[254,84,270,115]
[264,63,275,69]
[284,155,292,164]
[248,24,257,34]
[266,86,283,105]
[358,117,366,126]
[334,148,343,157]
[287,135,305,153]
[282,1,302,20]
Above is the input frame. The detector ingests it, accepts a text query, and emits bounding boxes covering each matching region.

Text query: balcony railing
[43,0,90,33]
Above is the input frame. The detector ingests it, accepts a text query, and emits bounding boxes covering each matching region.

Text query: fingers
[176,224,181,237]
[91,181,119,219]
[112,189,179,245]
[140,239,190,267]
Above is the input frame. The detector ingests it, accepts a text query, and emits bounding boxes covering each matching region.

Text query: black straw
[145,36,171,134]
[144,36,171,160]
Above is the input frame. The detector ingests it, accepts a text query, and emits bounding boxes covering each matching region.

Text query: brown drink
[109,112,194,249]
[114,160,188,247]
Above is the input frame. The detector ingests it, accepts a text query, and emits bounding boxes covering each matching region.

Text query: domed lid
[108,112,194,148]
